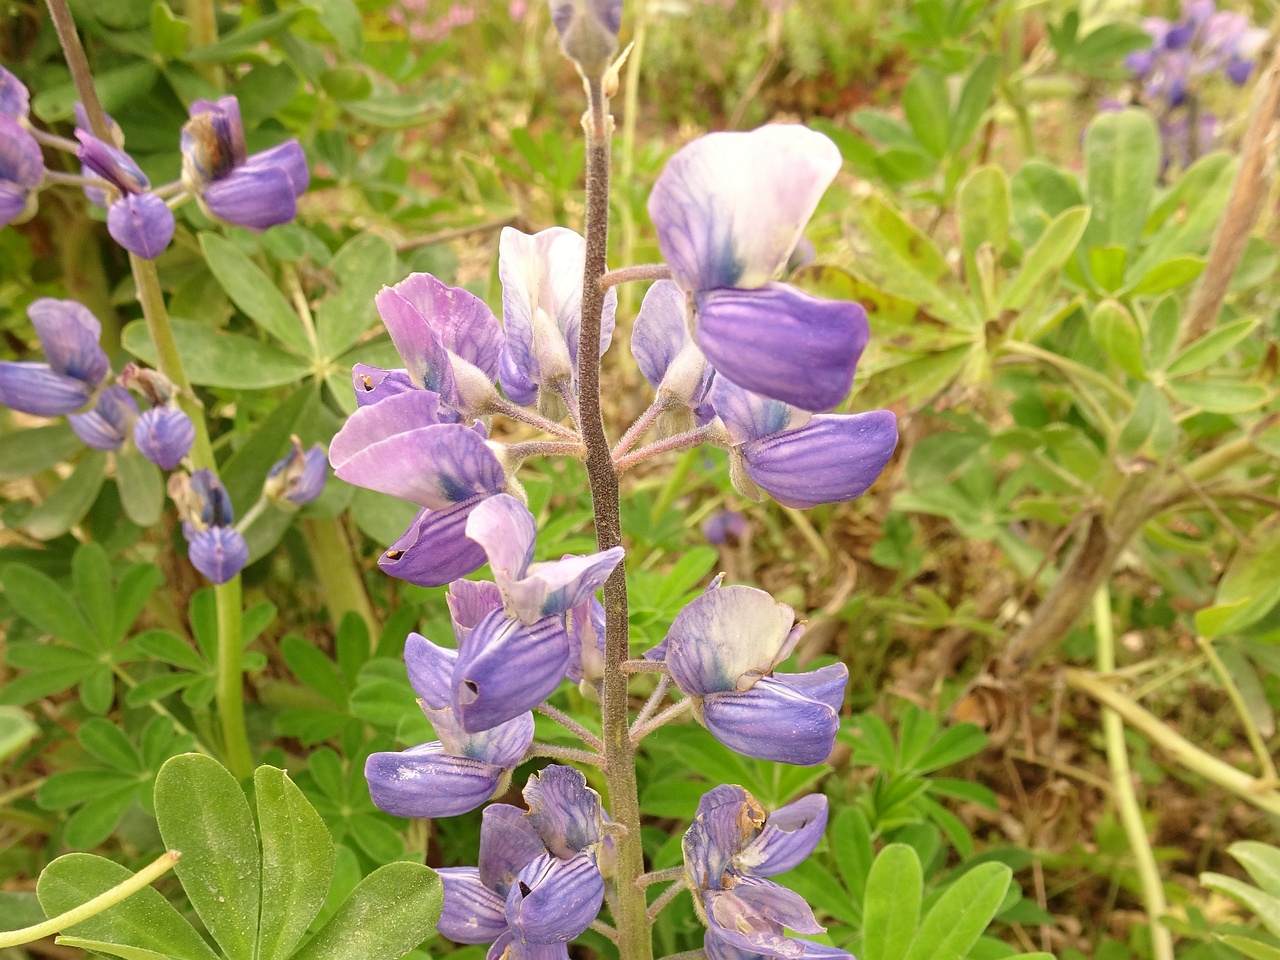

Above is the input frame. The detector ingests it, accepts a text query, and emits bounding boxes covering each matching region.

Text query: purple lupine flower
[352,363,417,407]
[265,437,328,505]
[0,66,29,121]
[549,0,623,75]
[702,509,747,545]
[374,272,505,417]
[709,377,896,509]
[329,389,509,587]
[631,279,714,418]
[647,584,847,765]
[0,299,109,417]
[684,785,847,960]
[180,96,309,231]
[177,469,249,584]
[565,598,606,688]
[73,104,128,209]
[647,124,866,413]
[365,628,535,819]
[189,526,250,584]
[0,113,42,229]
[68,386,139,450]
[428,767,605,956]
[133,405,195,470]
[76,131,175,259]
[464,493,624,624]
[497,226,617,406]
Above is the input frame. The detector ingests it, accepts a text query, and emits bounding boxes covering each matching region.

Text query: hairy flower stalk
[576,76,654,960]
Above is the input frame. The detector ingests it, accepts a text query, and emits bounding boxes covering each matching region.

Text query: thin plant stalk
[215,579,253,780]
[0,851,181,949]
[576,76,654,960]
[1092,587,1173,960]
[1196,636,1278,784]
[300,516,381,645]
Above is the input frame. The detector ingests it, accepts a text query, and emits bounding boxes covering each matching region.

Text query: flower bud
[188,526,249,584]
[264,436,328,506]
[549,0,623,79]
[134,405,195,471]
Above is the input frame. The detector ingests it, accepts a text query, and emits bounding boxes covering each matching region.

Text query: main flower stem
[577,80,653,960]
[46,0,252,781]
[300,516,380,646]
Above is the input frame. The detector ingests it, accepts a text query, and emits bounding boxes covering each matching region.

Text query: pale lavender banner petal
[0,115,43,190]
[648,125,841,291]
[516,549,624,621]
[523,765,603,858]
[0,181,31,228]
[202,165,299,231]
[682,784,765,893]
[453,610,571,732]
[738,794,828,877]
[332,421,505,509]
[663,585,797,697]
[352,364,416,407]
[68,386,138,450]
[701,675,840,766]
[437,867,509,945]
[27,298,108,386]
[379,498,489,588]
[487,932,574,960]
[730,878,825,934]
[707,377,807,446]
[187,526,249,584]
[0,66,29,121]
[463,710,534,769]
[631,279,709,405]
[390,273,504,382]
[365,742,503,818]
[134,406,195,470]
[704,929,853,960]
[505,853,604,944]
[108,192,176,260]
[705,893,806,959]
[465,492,537,595]
[498,346,539,406]
[447,579,505,641]
[404,632,458,709]
[330,389,444,460]
[479,803,548,896]
[375,282,457,396]
[565,598,605,684]
[742,410,898,509]
[696,283,867,413]
[0,362,92,417]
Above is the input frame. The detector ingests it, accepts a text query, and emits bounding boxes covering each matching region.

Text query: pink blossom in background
[510,0,528,20]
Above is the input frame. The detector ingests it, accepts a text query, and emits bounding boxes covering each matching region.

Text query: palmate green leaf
[1230,842,1280,899]
[1135,152,1236,274]
[256,766,335,960]
[1197,515,1280,637]
[21,450,107,541]
[0,423,82,481]
[1089,300,1145,379]
[958,166,1010,262]
[903,68,950,158]
[185,10,298,63]
[73,543,114,646]
[1219,935,1280,960]
[56,937,170,960]
[1203,872,1280,938]
[64,787,140,850]
[155,754,261,960]
[863,844,923,960]
[829,805,874,904]
[36,853,219,960]
[903,862,1012,960]
[1167,379,1269,414]
[1165,317,1259,376]
[200,233,313,355]
[122,320,311,389]
[1010,160,1083,244]
[857,344,974,410]
[33,62,158,122]
[317,233,399,358]
[1083,109,1160,253]
[115,447,164,528]
[307,0,363,52]
[2,564,98,651]
[291,862,442,960]
[999,206,1090,311]
[341,82,464,128]
[949,56,1000,154]
[1126,254,1205,297]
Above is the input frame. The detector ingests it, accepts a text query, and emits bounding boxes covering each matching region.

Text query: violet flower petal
[437,867,510,945]
[182,96,247,184]
[0,66,29,121]
[741,410,898,509]
[404,632,458,710]
[76,130,149,193]
[107,192,176,260]
[453,609,571,732]
[375,281,457,397]
[505,853,605,944]
[696,284,867,413]
[0,181,31,228]
[648,125,841,292]
[479,803,548,896]
[683,784,767,892]
[134,405,195,470]
[191,468,235,526]
[565,598,605,685]
[662,585,797,697]
[0,362,91,416]
[0,114,43,190]
[738,794,828,877]
[487,931,571,960]
[384,273,504,384]
[68,386,138,450]
[631,279,710,405]
[187,526,249,584]
[704,929,853,960]
[202,164,299,231]
[27,298,108,386]
[352,364,417,406]
[244,140,309,195]
[447,579,506,641]
[365,742,503,818]
[378,498,490,587]
[701,675,841,766]
[772,663,848,712]
[729,877,825,934]
[523,764,603,858]
[462,710,534,768]
[499,346,539,406]
[707,377,808,446]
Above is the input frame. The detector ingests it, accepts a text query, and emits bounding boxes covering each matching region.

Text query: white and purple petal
[701,675,841,766]
[465,492,537,594]
[379,499,490,588]
[244,139,309,195]
[505,853,604,944]
[740,410,898,509]
[663,585,797,697]
[0,114,43,190]
[487,932,572,960]
[386,273,504,384]
[648,125,841,292]
[352,365,416,406]
[682,784,767,892]
[696,284,866,413]
[708,377,808,446]
[76,130,149,193]
[453,610,571,732]
[448,579,506,641]
[437,867,509,945]
[631,279,710,405]
[0,66,29,121]
[364,742,504,818]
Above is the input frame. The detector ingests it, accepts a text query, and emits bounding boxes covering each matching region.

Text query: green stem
[0,851,181,949]
[215,578,252,780]
[185,0,222,89]
[577,80,653,960]
[1197,636,1278,783]
[1092,588,1173,960]
[300,516,380,646]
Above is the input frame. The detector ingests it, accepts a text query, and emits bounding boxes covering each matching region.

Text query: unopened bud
[549,0,623,79]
